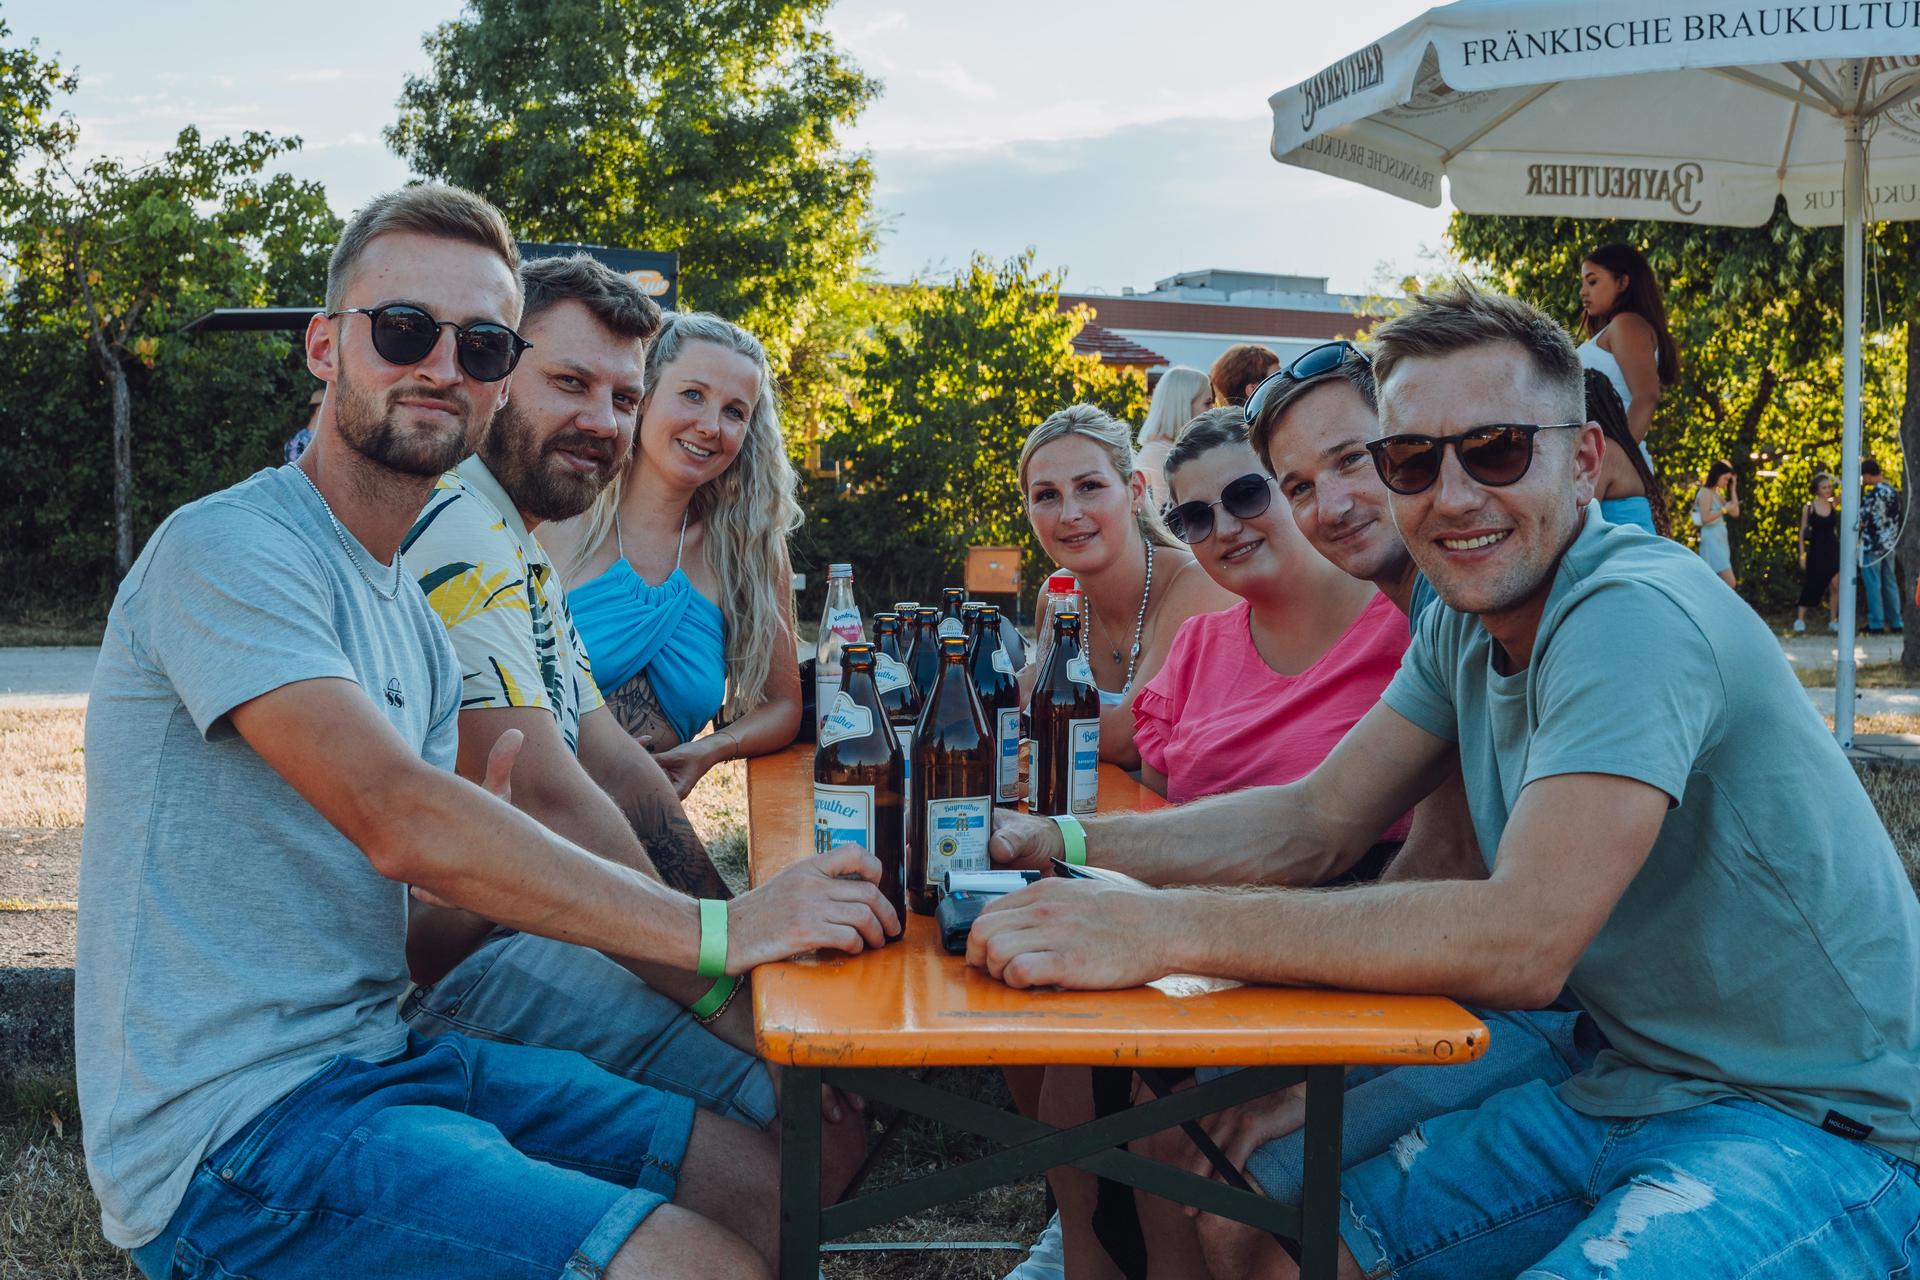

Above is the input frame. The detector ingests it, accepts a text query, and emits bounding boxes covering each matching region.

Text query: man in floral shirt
[1858,457,1904,634]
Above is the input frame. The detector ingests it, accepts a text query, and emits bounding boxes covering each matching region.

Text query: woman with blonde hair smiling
[1019,403,1235,770]
[542,311,802,797]
[1133,366,1211,504]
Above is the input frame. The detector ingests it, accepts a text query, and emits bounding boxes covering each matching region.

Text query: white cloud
[286,68,364,85]
[918,61,994,102]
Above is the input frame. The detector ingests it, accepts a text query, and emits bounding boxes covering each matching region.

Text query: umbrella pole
[1835,115,1864,750]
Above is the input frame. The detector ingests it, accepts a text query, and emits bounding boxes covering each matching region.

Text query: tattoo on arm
[624,795,734,900]
[605,672,676,745]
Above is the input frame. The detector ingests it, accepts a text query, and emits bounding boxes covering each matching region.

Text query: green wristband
[690,973,739,1020]
[697,898,729,978]
[1051,814,1088,866]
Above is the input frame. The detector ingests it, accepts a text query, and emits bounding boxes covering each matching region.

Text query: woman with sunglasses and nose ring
[1018,404,1235,770]
[1135,410,1414,844]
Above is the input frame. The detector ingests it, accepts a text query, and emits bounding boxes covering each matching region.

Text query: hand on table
[726,843,901,972]
[988,808,1065,872]
[966,877,1169,990]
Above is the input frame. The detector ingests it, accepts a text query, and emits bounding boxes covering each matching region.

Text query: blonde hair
[1138,367,1210,446]
[570,312,801,722]
[326,184,518,312]
[1019,404,1178,549]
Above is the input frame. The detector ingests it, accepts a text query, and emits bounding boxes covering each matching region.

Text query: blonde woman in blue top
[542,312,803,798]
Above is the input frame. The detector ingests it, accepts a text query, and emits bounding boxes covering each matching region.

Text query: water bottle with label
[814,563,864,734]
[909,636,993,915]
[1030,571,1082,696]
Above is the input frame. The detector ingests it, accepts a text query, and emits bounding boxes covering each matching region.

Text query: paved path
[0,646,95,709]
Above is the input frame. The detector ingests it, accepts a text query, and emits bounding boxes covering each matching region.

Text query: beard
[482,399,626,523]
[333,362,481,479]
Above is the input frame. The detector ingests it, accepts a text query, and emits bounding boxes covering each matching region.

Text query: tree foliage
[1,41,339,596]
[387,0,876,374]
[1448,207,1912,611]
[796,253,1147,611]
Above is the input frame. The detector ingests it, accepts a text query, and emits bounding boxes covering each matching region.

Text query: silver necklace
[294,466,404,601]
[1086,539,1153,694]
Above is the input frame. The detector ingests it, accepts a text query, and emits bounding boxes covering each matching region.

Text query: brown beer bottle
[908,636,992,915]
[937,587,968,641]
[909,606,943,698]
[1032,611,1100,817]
[871,612,923,868]
[966,604,1023,806]
[813,642,906,929]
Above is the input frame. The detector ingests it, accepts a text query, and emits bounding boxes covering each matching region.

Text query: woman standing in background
[1133,367,1210,505]
[1695,460,1739,591]
[1796,472,1842,633]
[1576,243,1678,467]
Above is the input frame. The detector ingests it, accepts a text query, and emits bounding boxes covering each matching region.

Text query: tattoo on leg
[605,672,678,747]
[625,795,734,900]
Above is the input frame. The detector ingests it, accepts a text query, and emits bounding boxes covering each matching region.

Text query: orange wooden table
[748,745,1486,1279]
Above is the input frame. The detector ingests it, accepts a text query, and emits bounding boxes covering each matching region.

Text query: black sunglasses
[328,304,532,383]
[1243,340,1370,427]
[1165,472,1273,545]
[1365,423,1584,496]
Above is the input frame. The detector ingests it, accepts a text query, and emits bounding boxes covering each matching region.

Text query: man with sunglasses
[979,284,1920,1278]
[77,184,899,1280]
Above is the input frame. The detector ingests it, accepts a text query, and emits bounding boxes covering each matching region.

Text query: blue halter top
[568,514,727,743]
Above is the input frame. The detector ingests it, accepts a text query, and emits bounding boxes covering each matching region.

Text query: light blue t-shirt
[1383,511,1920,1160]
[76,467,461,1247]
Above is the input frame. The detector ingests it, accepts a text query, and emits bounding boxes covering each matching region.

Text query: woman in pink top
[1135,408,1412,843]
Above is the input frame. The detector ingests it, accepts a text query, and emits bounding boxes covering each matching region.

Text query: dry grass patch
[1795,662,1918,689]
[0,709,85,829]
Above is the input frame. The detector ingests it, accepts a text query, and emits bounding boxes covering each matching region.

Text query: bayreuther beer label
[926,795,990,877]
[813,783,875,853]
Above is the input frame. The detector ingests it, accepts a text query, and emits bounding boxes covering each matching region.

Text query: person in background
[282,386,323,464]
[1134,366,1210,503]
[1585,369,1669,536]
[1696,460,1740,591]
[1859,457,1905,634]
[1018,404,1236,770]
[1209,342,1280,408]
[1576,242,1677,466]
[1796,471,1841,633]
[543,312,802,799]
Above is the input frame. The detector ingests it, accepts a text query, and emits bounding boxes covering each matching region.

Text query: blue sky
[9,0,1453,296]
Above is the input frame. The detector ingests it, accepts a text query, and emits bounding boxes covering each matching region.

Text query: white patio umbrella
[1268,1,1920,747]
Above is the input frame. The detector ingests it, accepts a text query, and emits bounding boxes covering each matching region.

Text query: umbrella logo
[1300,42,1384,132]
[1523,160,1702,217]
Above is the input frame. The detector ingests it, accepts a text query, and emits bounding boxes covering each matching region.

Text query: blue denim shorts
[1339,1079,1920,1279]
[130,1031,697,1280]
[403,930,776,1128]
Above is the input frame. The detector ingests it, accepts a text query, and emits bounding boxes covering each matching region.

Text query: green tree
[799,253,1147,608]
[387,0,876,373]
[0,18,74,192]
[7,124,339,579]
[1447,208,1911,613]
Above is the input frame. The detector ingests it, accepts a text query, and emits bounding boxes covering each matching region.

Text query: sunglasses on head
[1243,340,1370,427]
[328,304,532,383]
[1165,472,1273,545]
[1364,423,1584,496]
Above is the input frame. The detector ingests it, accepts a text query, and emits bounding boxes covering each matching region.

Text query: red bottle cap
[1046,572,1078,593]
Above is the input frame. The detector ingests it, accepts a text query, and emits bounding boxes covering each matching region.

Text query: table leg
[1298,1066,1346,1280]
[778,1066,822,1280]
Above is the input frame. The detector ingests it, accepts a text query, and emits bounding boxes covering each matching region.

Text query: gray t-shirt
[76,466,460,1247]
[1383,511,1920,1160]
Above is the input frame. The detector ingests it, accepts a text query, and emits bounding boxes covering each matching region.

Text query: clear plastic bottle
[814,563,864,734]
[1029,572,1081,700]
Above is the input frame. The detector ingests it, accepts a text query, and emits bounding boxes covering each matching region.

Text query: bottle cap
[844,642,875,662]
[829,562,853,576]
[1046,572,1078,592]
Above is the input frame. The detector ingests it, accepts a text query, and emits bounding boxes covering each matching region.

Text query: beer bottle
[813,642,906,929]
[908,606,943,698]
[967,604,1022,806]
[1032,611,1100,817]
[872,612,922,863]
[937,587,968,640]
[908,636,992,915]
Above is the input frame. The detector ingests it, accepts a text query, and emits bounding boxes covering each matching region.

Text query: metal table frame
[777,1061,1349,1279]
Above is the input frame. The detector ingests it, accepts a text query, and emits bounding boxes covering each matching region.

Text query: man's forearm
[621,784,734,900]
[1084,783,1363,888]
[1162,879,1558,1009]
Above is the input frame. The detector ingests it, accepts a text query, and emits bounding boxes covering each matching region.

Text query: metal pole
[1836,114,1865,749]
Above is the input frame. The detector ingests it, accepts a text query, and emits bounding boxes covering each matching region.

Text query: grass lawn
[1795,661,1920,689]
[4,709,1916,1278]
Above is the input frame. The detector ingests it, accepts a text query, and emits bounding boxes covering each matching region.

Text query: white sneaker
[1003,1211,1066,1280]
[1792,618,1806,633]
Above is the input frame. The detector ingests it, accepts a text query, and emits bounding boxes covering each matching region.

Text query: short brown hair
[1369,282,1583,422]
[1209,344,1280,408]
[325,184,519,311]
[1246,347,1377,476]
[521,252,663,343]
